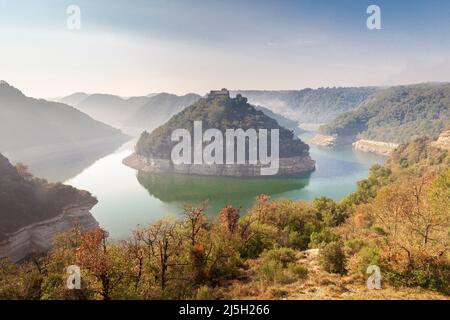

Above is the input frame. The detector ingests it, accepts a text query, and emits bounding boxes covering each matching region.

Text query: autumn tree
[75,228,124,300]
[219,205,240,234]
[183,203,208,247]
[366,171,450,292]
[135,219,185,292]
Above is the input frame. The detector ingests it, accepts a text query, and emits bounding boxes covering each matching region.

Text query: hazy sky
[1,0,450,97]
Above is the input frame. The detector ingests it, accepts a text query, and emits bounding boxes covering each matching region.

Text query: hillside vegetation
[135,93,310,159]
[0,153,96,240]
[320,83,450,143]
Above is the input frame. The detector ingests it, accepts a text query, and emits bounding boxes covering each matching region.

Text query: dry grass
[215,249,449,300]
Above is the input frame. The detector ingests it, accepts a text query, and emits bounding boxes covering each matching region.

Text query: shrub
[260,248,297,267]
[345,239,366,254]
[238,222,278,259]
[385,262,450,295]
[319,241,346,275]
[357,245,380,275]
[258,248,298,284]
[270,288,289,298]
[309,228,339,248]
[287,263,308,279]
[258,259,285,283]
[195,285,215,300]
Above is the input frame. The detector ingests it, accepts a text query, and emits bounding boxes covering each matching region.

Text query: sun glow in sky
[1,0,449,97]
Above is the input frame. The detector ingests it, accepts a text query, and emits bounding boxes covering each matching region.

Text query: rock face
[123,153,315,177]
[309,134,338,147]
[352,139,399,156]
[0,199,98,262]
[309,133,355,147]
[310,133,399,156]
[431,130,450,150]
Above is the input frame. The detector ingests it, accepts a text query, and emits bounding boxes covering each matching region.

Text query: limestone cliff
[309,133,355,147]
[123,153,315,177]
[352,139,399,156]
[0,198,98,262]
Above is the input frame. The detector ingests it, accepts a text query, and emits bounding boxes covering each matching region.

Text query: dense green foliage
[136,94,310,159]
[320,83,450,143]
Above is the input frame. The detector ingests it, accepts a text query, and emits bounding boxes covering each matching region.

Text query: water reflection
[131,129,318,213]
[137,171,309,205]
[4,137,129,182]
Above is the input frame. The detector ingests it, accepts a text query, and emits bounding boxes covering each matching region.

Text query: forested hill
[136,92,310,159]
[319,83,450,143]
[231,87,378,124]
[0,153,96,240]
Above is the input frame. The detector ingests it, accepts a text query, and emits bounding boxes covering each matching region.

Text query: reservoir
[61,132,386,239]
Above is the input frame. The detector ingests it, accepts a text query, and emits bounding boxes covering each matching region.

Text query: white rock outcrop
[352,139,399,156]
[123,153,315,177]
[0,199,98,262]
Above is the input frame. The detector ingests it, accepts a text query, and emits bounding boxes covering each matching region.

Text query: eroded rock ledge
[309,134,355,147]
[0,199,98,262]
[310,133,399,156]
[352,139,399,156]
[123,153,315,177]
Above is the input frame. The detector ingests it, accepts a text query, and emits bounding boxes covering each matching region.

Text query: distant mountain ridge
[56,92,202,131]
[125,92,202,129]
[231,87,378,124]
[0,81,129,174]
[57,87,379,135]
[254,105,304,136]
[56,91,310,136]
[0,81,127,151]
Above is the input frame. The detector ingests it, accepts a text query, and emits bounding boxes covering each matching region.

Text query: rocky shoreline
[352,139,399,156]
[123,153,316,177]
[310,133,398,156]
[0,199,98,262]
[309,133,356,147]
